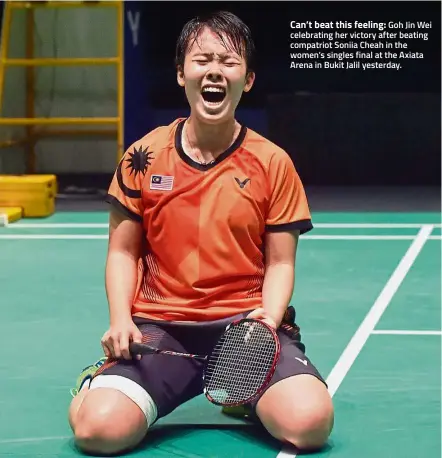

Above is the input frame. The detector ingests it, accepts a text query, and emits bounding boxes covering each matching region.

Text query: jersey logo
[150,174,174,191]
[126,145,153,177]
[117,145,154,198]
[234,177,250,189]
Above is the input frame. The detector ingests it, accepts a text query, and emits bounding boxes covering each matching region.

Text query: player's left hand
[246,307,278,330]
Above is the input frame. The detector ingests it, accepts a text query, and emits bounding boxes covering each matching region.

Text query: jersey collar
[174,119,247,171]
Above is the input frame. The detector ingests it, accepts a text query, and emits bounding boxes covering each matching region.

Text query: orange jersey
[106,118,312,321]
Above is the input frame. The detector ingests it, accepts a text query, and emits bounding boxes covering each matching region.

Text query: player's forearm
[105,250,139,324]
[262,263,294,327]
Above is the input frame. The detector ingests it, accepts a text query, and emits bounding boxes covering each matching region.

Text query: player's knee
[74,418,117,455]
[74,412,120,454]
[283,420,332,451]
[73,385,149,454]
[74,410,146,455]
[282,399,334,451]
[258,374,334,450]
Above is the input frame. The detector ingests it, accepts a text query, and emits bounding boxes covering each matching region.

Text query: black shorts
[94,307,326,420]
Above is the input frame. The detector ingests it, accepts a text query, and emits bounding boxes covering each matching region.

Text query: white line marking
[0,435,70,444]
[276,224,433,458]
[0,234,440,241]
[0,234,108,240]
[325,225,433,393]
[6,223,107,228]
[372,330,442,336]
[5,222,441,229]
[305,235,441,240]
[305,235,429,240]
[314,223,441,229]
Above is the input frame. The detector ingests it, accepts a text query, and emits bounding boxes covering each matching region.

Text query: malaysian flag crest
[150,174,174,191]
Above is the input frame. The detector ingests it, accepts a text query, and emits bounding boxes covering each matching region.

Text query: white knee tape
[89,374,158,427]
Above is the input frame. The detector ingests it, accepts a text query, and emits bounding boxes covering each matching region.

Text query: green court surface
[0,212,440,457]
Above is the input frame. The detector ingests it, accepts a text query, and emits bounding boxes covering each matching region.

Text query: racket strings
[204,322,278,404]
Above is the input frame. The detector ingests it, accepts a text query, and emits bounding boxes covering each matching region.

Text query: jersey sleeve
[105,143,148,222]
[265,152,313,234]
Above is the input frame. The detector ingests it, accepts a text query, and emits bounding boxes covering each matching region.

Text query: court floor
[0,211,440,457]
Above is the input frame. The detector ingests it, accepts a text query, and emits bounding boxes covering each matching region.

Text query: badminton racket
[129,318,280,406]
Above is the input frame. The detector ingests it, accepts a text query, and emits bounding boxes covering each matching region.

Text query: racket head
[202,318,280,407]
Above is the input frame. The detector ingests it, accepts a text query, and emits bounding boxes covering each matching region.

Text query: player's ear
[177,65,185,87]
[243,71,255,93]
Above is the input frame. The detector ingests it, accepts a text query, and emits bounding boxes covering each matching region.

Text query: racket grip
[129,342,156,356]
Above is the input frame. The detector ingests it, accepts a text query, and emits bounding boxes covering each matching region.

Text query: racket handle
[129,342,207,361]
[129,342,159,356]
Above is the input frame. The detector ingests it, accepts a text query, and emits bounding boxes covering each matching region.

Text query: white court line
[0,234,109,239]
[7,223,108,228]
[5,222,442,229]
[276,224,434,458]
[305,235,440,240]
[0,435,70,444]
[0,234,440,241]
[372,330,442,336]
[314,223,441,229]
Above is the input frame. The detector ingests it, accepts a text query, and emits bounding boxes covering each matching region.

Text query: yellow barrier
[0,207,22,226]
[0,174,57,218]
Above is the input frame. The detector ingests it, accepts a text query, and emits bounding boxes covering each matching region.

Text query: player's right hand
[101,318,143,360]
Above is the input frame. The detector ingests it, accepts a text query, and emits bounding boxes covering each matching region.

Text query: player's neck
[185,116,240,159]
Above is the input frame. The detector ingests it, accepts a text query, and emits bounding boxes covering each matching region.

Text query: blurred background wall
[0,1,440,190]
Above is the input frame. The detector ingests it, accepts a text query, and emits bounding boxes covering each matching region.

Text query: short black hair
[175,11,255,72]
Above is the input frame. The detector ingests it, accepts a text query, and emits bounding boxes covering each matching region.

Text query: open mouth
[201,86,226,104]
